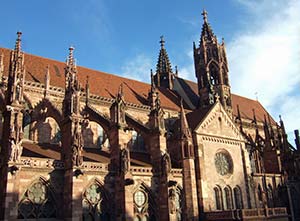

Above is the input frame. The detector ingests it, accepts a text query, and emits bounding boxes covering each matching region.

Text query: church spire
[153,36,174,89]
[148,69,157,108]
[200,10,216,44]
[8,31,26,104]
[63,46,80,116]
[194,10,232,114]
[14,32,22,56]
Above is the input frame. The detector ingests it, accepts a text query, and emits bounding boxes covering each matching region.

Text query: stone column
[109,125,134,221]
[148,133,170,221]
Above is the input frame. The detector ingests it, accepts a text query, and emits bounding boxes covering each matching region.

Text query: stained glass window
[82,183,110,221]
[18,181,57,219]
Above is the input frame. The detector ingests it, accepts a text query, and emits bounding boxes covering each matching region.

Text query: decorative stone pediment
[195,102,244,141]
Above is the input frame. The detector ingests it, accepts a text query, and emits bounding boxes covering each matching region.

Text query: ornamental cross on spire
[202,9,208,23]
[160,35,165,48]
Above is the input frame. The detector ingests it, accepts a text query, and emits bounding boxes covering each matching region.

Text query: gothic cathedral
[0,10,299,221]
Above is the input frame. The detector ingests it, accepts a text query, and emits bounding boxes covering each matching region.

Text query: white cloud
[121,54,152,83]
[228,0,300,135]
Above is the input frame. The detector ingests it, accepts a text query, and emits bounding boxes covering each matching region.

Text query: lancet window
[224,186,233,210]
[214,186,223,210]
[233,186,243,209]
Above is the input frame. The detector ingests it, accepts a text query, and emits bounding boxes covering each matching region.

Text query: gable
[195,102,244,141]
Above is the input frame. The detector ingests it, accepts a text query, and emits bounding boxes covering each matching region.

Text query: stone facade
[0,10,299,221]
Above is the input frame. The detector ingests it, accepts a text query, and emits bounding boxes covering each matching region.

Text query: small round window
[214,151,233,176]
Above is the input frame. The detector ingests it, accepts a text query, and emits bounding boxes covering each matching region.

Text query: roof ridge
[0,47,152,87]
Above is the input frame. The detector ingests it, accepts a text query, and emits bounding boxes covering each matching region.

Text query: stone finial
[252,109,257,125]
[180,98,191,139]
[15,31,22,53]
[201,9,208,23]
[44,65,50,97]
[0,53,4,81]
[67,46,76,68]
[160,35,165,49]
[85,76,90,105]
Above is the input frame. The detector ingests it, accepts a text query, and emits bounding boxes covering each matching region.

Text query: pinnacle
[156,36,173,74]
[14,31,22,54]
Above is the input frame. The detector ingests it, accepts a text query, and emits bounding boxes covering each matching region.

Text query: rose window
[214,151,233,176]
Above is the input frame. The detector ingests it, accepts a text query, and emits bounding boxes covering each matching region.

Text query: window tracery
[82,183,110,221]
[214,151,233,176]
[18,180,57,219]
[133,185,156,221]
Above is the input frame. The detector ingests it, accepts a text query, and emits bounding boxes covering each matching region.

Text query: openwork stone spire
[8,31,26,104]
[156,36,172,75]
[63,46,80,116]
[200,10,217,44]
[194,10,231,113]
[153,36,174,89]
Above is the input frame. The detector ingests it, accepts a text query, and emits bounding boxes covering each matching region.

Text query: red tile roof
[180,78,276,124]
[0,48,182,111]
[0,47,275,124]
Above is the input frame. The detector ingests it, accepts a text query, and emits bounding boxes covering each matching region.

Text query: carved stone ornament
[8,120,23,163]
[169,188,176,214]
[120,146,130,174]
[72,121,83,167]
[162,152,171,176]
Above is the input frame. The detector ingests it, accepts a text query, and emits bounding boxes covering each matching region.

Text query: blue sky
[0,0,299,142]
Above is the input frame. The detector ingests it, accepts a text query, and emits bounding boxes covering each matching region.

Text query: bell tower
[194,10,232,113]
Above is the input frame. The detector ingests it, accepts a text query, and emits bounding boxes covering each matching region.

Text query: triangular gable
[194,101,244,141]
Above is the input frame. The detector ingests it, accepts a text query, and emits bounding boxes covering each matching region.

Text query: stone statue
[8,116,24,163]
[162,152,171,176]
[169,188,176,214]
[120,147,130,174]
[72,122,83,167]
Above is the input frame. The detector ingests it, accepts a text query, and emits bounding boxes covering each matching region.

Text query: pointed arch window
[209,63,219,85]
[214,186,223,210]
[82,182,110,221]
[224,186,233,210]
[133,185,156,221]
[18,180,57,219]
[257,184,263,207]
[130,130,146,152]
[233,186,243,209]
[267,184,274,208]
[169,186,183,221]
